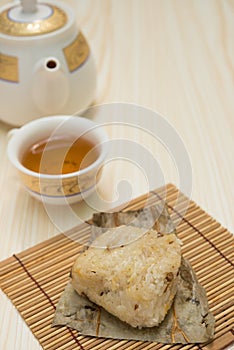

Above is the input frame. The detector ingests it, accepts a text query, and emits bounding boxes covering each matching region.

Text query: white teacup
[7,115,109,204]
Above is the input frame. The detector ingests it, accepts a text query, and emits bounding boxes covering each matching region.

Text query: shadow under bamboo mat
[0,184,233,350]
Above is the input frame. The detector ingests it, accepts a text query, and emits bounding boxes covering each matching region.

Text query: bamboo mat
[0,184,233,350]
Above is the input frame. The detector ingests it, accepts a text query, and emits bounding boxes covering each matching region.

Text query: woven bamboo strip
[219,246,234,256]
[29,314,54,333]
[213,302,234,317]
[177,209,209,224]
[203,281,233,300]
[176,202,199,214]
[196,226,230,241]
[211,281,234,298]
[191,261,232,277]
[35,322,69,338]
[214,307,234,322]
[112,341,147,350]
[205,268,233,287]
[184,257,220,272]
[0,234,69,269]
[29,310,55,326]
[42,332,80,350]
[1,262,71,293]
[204,332,234,350]
[22,299,58,320]
[112,342,155,350]
[4,271,69,300]
[119,196,155,211]
[182,241,214,257]
[83,340,128,350]
[196,264,233,282]
[14,294,62,315]
[48,343,77,350]
[198,267,233,285]
[189,252,227,271]
[15,268,70,294]
[169,204,197,221]
[61,341,89,350]
[187,253,226,267]
[207,234,234,247]
[44,338,75,350]
[211,297,233,313]
[213,306,234,322]
[214,322,233,335]
[204,227,232,239]
[197,257,231,276]
[178,220,220,240]
[171,211,201,227]
[216,328,234,341]
[168,193,203,211]
[205,273,233,293]
[214,325,233,339]
[19,240,80,264]
[0,261,28,279]
[214,321,234,334]
[225,251,234,259]
[112,341,142,350]
[198,257,232,274]
[4,255,73,286]
[83,339,123,350]
[17,236,82,264]
[42,329,82,348]
[10,286,64,311]
[26,305,59,325]
[40,328,75,346]
[177,222,223,244]
[176,222,212,238]
[177,220,218,238]
[34,327,68,343]
[179,224,226,242]
[127,199,159,212]
[180,208,214,223]
[80,337,107,349]
[87,339,157,350]
[180,218,215,234]
[13,280,68,307]
[0,241,77,279]
[34,325,59,341]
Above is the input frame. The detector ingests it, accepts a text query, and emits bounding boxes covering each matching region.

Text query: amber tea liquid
[22,135,98,175]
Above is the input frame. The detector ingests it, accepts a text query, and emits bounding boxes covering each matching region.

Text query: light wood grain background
[0,0,233,349]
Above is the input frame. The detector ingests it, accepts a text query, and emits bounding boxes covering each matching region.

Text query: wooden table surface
[0,0,233,349]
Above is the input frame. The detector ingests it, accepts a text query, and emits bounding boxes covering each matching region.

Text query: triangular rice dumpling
[53,204,215,344]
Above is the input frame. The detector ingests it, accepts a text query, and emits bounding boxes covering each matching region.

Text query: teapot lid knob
[21,0,37,13]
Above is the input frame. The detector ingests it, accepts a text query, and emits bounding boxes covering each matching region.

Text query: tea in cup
[7,115,109,204]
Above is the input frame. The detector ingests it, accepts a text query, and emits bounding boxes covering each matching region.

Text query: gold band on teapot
[0,53,19,82]
[63,32,90,72]
[0,5,67,37]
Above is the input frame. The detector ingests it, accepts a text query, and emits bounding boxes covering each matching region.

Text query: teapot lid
[0,0,68,37]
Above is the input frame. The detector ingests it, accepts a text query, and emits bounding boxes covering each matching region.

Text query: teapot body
[0,1,96,126]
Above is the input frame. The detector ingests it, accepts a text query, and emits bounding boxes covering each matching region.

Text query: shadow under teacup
[7,115,109,204]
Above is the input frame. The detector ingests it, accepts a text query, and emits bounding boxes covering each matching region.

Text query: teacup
[7,115,109,204]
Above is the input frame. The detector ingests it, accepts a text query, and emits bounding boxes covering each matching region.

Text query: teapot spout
[32,57,69,114]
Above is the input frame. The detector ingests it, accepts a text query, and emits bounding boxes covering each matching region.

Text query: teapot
[0,0,97,126]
